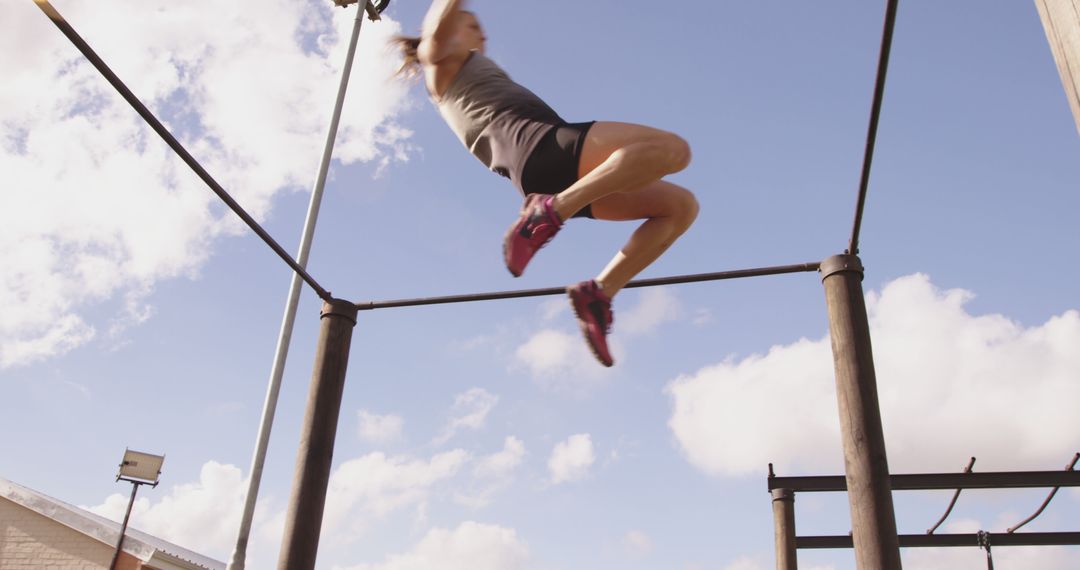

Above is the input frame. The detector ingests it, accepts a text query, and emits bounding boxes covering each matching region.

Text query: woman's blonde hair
[390,10,476,79]
[390,35,422,79]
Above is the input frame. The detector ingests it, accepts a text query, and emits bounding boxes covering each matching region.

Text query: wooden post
[1035,0,1080,134]
[820,255,902,570]
[772,488,798,570]
[277,299,358,570]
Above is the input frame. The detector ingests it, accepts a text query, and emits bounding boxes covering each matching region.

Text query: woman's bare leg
[550,121,692,221]
[549,122,697,366]
[552,121,698,299]
[589,180,699,298]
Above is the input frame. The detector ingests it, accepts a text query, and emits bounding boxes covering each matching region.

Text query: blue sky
[2,1,1078,569]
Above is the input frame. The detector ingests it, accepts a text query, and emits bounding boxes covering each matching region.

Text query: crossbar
[354,262,822,310]
[768,470,1080,492]
[797,532,1080,549]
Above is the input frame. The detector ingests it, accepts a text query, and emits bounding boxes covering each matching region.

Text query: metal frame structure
[39,0,1033,569]
[767,454,1080,568]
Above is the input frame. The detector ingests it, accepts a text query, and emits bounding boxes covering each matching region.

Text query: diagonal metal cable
[33,0,332,301]
[848,0,900,256]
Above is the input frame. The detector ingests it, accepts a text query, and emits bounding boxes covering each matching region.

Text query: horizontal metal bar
[354,262,821,310]
[797,532,1080,549]
[768,470,1080,492]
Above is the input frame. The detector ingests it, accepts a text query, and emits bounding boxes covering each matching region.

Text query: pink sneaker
[503,194,562,277]
[567,280,614,367]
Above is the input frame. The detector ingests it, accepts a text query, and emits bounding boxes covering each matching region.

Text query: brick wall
[0,499,141,570]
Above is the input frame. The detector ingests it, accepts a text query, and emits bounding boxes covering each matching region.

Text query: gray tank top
[436,52,563,188]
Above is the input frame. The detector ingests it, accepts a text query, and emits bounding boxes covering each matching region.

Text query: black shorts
[519,121,596,219]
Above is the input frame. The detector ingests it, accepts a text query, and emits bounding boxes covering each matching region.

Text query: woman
[392,1,698,367]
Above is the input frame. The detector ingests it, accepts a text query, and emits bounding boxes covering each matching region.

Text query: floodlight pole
[109,482,142,570]
[277,299,359,570]
[228,2,369,569]
[820,254,902,569]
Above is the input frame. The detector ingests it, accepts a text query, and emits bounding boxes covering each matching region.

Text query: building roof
[0,477,224,570]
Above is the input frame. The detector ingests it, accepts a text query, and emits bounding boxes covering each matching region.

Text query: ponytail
[390,35,422,79]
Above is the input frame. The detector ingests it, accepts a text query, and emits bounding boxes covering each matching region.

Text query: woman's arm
[419,0,468,65]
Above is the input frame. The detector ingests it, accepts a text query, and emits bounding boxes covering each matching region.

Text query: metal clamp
[818,254,865,282]
[333,0,391,20]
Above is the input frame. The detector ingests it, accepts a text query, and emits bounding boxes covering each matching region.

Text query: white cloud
[337,521,530,570]
[942,517,982,534]
[358,410,404,444]
[61,380,92,400]
[622,530,654,557]
[512,288,680,381]
[0,1,412,368]
[450,334,498,351]
[433,388,499,445]
[513,328,615,391]
[85,461,275,562]
[455,437,526,509]
[722,557,764,570]
[618,287,682,335]
[721,557,833,570]
[324,449,469,541]
[667,274,1080,477]
[539,298,568,322]
[692,307,713,326]
[903,545,1073,569]
[548,433,595,484]
[474,436,526,479]
[515,328,580,372]
[1,314,96,367]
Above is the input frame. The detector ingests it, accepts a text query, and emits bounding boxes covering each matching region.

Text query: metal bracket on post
[819,254,864,282]
[321,298,359,325]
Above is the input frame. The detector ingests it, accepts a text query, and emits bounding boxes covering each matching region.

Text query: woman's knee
[661,133,692,174]
[674,187,699,229]
[636,132,691,175]
[654,185,699,230]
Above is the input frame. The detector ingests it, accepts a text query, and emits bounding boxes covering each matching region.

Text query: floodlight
[110,449,164,569]
[116,449,164,485]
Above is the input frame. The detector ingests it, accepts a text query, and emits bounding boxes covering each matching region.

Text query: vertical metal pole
[109,483,139,570]
[771,488,798,570]
[229,4,368,569]
[820,254,902,570]
[277,299,359,570]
